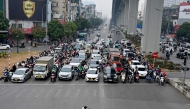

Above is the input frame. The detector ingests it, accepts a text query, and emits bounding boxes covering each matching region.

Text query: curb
[168,78,190,99]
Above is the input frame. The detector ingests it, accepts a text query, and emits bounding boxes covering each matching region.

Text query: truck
[33,56,54,79]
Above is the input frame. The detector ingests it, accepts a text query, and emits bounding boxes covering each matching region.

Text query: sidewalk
[169,78,190,99]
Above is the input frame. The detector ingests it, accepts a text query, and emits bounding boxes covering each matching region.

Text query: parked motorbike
[120,72,126,83]
[159,77,165,86]
[51,73,56,82]
[81,71,85,79]
[128,74,134,83]
[3,73,9,82]
[146,75,152,83]
[134,73,139,83]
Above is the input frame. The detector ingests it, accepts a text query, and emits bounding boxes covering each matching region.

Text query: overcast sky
[83,0,145,18]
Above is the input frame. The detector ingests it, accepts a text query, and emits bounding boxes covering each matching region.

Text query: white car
[130,60,141,70]
[0,44,10,50]
[121,39,128,44]
[136,65,148,77]
[69,58,81,70]
[85,68,99,82]
[123,49,130,56]
[11,68,31,82]
[91,50,100,58]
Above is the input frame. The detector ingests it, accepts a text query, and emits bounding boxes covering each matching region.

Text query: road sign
[137,24,142,28]
[152,52,158,58]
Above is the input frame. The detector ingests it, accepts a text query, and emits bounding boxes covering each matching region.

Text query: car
[123,49,131,56]
[176,52,186,59]
[97,33,101,37]
[126,42,132,47]
[58,65,75,80]
[93,55,102,64]
[78,53,86,61]
[0,44,10,50]
[136,65,147,77]
[85,68,99,82]
[69,58,82,70]
[91,50,100,58]
[74,44,82,50]
[11,68,31,82]
[121,39,127,44]
[103,66,118,83]
[130,60,141,70]
[126,52,135,60]
[95,44,103,49]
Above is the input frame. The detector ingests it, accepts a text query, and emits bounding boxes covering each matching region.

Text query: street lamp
[16,35,19,53]
[42,1,50,51]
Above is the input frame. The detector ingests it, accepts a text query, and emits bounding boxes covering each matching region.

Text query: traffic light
[184,57,187,66]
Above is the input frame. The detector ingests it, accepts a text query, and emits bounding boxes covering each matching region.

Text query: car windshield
[138,68,146,71]
[106,69,116,74]
[90,61,98,64]
[94,56,101,60]
[127,43,131,46]
[14,70,25,75]
[78,55,85,58]
[61,68,71,72]
[33,65,46,72]
[88,70,97,74]
[70,59,80,63]
[92,52,99,54]
[113,57,120,61]
[125,50,130,52]
[132,62,140,65]
[128,53,134,57]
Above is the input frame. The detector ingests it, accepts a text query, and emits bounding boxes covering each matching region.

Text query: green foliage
[47,20,64,39]
[89,18,103,27]
[10,28,24,39]
[0,11,9,40]
[64,22,77,37]
[176,22,190,40]
[74,17,92,31]
[32,28,46,39]
[161,19,174,34]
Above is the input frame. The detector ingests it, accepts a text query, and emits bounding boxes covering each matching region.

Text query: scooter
[128,74,134,83]
[146,75,152,83]
[81,71,85,79]
[159,77,165,86]
[134,74,139,83]
[51,73,56,82]
[120,72,126,83]
[3,73,8,82]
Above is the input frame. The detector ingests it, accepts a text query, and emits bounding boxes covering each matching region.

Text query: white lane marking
[45,79,51,84]
[5,89,18,97]
[54,89,63,97]
[101,88,105,97]
[64,89,71,97]
[26,89,36,97]
[74,89,80,97]
[35,89,44,97]
[45,89,54,97]
[93,89,97,97]
[16,89,26,97]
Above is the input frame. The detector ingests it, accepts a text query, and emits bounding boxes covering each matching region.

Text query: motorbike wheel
[161,82,164,86]
[76,76,78,81]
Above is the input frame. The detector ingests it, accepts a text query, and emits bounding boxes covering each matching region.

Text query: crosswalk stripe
[26,89,36,97]
[55,89,63,97]
[5,89,18,97]
[45,89,54,97]
[16,89,26,97]
[93,89,97,97]
[35,89,44,97]
[74,89,80,97]
[101,88,105,97]
[64,89,71,97]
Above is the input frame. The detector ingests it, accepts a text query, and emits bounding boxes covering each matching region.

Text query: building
[8,0,52,42]
[85,4,96,19]
[51,0,67,24]
[164,0,187,7]
[68,0,78,21]
[162,5,179,20]
[95,11,102,18]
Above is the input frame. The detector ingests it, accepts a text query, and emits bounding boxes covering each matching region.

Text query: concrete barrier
[168,78,190,99]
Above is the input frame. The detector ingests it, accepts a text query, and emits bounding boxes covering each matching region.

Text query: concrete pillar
[141,0,164,54]
[128,0,139,35]
[5,0,9,19]
[123,0,129,30]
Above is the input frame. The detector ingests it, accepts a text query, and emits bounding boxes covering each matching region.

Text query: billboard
[179,5,190,19]
[9,0,47,21]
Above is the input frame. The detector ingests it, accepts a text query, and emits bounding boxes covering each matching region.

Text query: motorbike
[3,73,9,82]
[134,73,139,83]
[146,75,152,83]
[159,76,165,86]
[51,73,56,82]
[81,71,85,79]
[75,73,80,81]
[128,74,134,83]
[120,72,126,83]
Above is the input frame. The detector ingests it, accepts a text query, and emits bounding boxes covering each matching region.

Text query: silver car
[11,68,31,82]
[58,65,75,80]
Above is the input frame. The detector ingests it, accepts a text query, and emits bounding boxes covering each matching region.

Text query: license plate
[141,74,143,76]
[36,76,41,78]
[14,78,18,81]
[109,79,112,81]
[90,78,93,80]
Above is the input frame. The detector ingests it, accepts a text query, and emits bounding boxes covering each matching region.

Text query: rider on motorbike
[4,68,9,81]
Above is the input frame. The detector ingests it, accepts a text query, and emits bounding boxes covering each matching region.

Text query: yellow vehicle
[85,44,92,54]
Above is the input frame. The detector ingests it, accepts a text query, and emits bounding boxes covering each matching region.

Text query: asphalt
[0,19,189,109]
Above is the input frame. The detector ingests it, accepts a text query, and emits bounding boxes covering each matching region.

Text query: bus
[77,33,87,41]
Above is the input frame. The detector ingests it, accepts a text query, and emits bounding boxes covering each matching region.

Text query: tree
[32,27,46,42]
[74,17,92,31]
[64,22,77,38]
[176,22,190,40]
[47,20,64,40]
[89,18,103,27]
[10,28,24,39]
[161,19,174,34]
[0,11,9,40]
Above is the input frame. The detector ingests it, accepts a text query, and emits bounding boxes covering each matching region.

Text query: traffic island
[169,78,190,99]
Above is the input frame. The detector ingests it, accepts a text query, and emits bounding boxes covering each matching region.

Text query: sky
[82,0,145,18]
